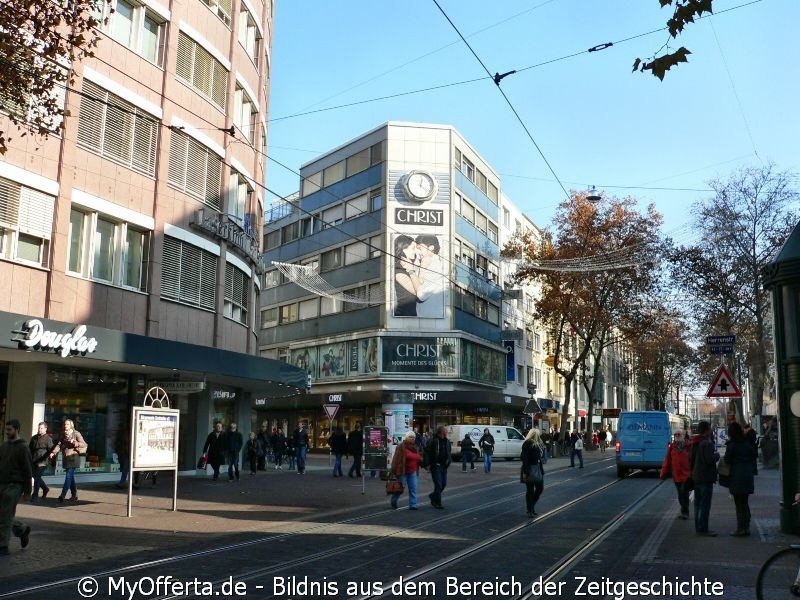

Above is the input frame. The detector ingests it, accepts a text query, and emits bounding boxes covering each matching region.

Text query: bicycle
[756,500,800,600]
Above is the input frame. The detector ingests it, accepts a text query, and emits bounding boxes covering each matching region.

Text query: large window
[167,129,222,209]
[98,0,166,65]
[228,171,252,222]
[224,264,248,324]
[200,0,232,25]
[0,49,66,132]
[238,6,261,65]
[234,85,256,142]
[176,32,228,108]
[0,177,54,267]
[161,236,217,309]
[77,81,158,176]
[67,208,147,290]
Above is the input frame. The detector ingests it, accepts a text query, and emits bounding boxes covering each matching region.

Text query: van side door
[505,427,524,459]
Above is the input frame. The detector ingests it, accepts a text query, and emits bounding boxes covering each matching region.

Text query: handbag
[385,477,404,495]
[522,462,543,484]
[197,454,208,469]
[717,460,731,488]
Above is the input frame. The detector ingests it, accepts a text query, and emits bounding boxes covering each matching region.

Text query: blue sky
[265,0,799,238]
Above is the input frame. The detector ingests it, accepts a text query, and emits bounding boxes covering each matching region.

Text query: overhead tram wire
[430,0,570,202]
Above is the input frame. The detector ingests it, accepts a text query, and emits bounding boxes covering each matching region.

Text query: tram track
[1,460,595,599]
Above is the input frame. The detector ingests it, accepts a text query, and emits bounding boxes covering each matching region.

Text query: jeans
[462,450,475,471]
[296,446,308,473]
[348,455,362,477]
[430,465,448,506]
[694,482,714,533]
[226,452,240,480]
[333,453,344,476]
[398,471,418,508]
[32,465,50,497]
[60,467,77,499]
[0,482,27,548]
[675,481,690,515]
[570,449,584,467]
[117,457,129,486]
[288,450,296,470]
[274,451,283,468]
[483,453,493,473]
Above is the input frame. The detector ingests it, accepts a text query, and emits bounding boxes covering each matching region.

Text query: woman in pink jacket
[660,430,692,519]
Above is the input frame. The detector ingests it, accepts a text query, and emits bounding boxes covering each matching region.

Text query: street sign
[706,364,742,398]
[602,408,621,418]
[323,404,339,420]
[706,335,736,345]
[708,345,735,355]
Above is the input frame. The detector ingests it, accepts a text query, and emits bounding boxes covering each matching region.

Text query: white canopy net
[272,261,382,304]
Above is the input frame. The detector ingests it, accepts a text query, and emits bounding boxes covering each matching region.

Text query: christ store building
[0,311,306,479]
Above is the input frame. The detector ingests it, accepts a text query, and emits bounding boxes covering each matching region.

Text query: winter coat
[390,441,422,477]
[660,440,691,483]
[347,429,363,456]
[203,431,226,466]
[245,439,261,460]
[724,438,757,495]
[479,433,495,455]
[29,433,54,467]
[424,435,452,469]
[272,433,287,455]
[0,437,33,494]
[225,430,243,455]
[52,430,87,469]
[329,430,348,455]
[461,436,475,454]
[520,440,544,483]
[690,434,718,484]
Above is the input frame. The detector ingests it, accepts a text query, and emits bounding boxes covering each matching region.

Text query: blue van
[615,411,687,478]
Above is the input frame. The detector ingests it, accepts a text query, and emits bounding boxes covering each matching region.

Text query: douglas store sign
[382,337,458,375]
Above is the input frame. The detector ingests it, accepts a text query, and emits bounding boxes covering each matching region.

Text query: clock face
[404,171,436,201]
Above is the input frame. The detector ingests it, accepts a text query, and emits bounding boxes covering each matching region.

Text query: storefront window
[45,367,130,474]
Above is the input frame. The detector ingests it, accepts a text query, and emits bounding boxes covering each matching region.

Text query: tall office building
[259,122,540,446]
[0,0,303,476]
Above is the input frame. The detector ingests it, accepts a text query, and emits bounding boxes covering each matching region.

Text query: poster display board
[133,408,180,470]
[363,426,390,470]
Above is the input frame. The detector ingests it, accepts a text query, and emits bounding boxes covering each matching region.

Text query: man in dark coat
[225,423,243,481]
[202,422,226,481]
[0,419,33,555]
[328,426,347,477]
[424,426,452,509]
[29,422,53,500]
[690,420,720,536]
[347,424,363,478]
[293,424,310,474]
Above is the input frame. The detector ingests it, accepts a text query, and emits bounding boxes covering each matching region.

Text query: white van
[446,424,525,461]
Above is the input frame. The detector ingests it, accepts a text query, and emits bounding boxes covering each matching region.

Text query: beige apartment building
[0,0,304,477]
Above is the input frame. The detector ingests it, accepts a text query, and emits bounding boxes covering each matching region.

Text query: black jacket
[724,438,757,494]
[425,435,452,469]
[29,433,54,467]
[329,431,347,454]
[203,431,226,464]
[479,433,495,454]
[347,429,363,456]
[0,437,33,494]
[690,434,719,484]
[520,440,544,482]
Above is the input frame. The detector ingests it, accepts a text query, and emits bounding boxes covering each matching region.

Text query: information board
[363,426,390,470]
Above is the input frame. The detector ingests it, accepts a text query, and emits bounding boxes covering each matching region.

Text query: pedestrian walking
[0,419,33,556]
[460,434,475,472]
[570,432,584,468]
[245,432,260,475]
[286,434,296,470]
[478,428,495,473]
[423,425,452,508]
[520,428,546,517]
[724,422,757,536]
[347,424,363,478]
[660,430,691,519]
[690,420,720,536]
[389,431,422,510]
[328,426,347,477]
[599,429,608,452]
[202,422,226,481]
[114,427,131,489]
[273,427,287,470]
[743,422,758,475]
[257,424,270,471]
[224,423,243,482]
[29,422,53,501]
[293,424,309,474]
[49,419,87,502]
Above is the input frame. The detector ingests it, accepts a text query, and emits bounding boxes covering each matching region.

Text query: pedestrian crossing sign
[706,364,742,397]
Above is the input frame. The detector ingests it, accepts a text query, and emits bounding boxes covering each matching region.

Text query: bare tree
[0,0,110,154]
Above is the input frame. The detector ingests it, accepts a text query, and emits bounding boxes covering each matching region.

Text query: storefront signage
[394,208,444,226]
[13,319,98,358]
[382,337,457,374]
[212,390,237,400]
[254,398,267,406]
[153,381,206,394]
[195,215,261,268]
[411,392,437,402]
[327,393,343,403]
